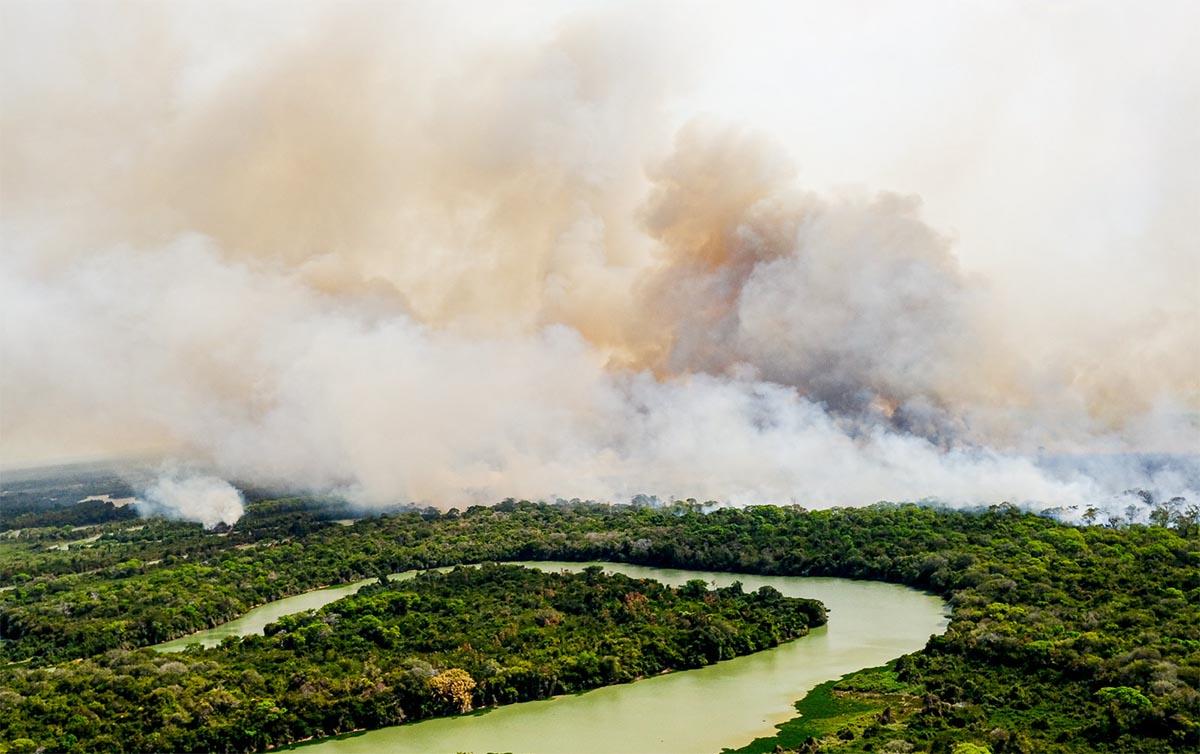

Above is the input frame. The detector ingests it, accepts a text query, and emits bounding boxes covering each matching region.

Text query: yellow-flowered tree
[428,668,476,713]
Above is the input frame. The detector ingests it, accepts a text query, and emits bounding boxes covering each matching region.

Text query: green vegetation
[0,564,822,752]
[729,663,923,754]
[0,468,135,531]
[1,497,1198,752]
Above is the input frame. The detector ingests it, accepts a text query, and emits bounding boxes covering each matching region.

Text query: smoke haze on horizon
[1,1,1197,525]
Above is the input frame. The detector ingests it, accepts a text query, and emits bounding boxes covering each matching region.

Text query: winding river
[154,568,454,652]
[156,562,948,753]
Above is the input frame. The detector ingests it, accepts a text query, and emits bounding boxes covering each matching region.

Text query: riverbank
[288,562,947,754]
[727,661,925,753]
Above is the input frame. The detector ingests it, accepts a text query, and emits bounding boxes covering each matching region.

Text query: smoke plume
[137,471,245,529]
[1,1,1197,525]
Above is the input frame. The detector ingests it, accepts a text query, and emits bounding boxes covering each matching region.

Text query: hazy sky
[1,1,1196,521]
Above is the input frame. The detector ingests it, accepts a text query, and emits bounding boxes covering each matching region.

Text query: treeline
[0,499,137,531]
[0,497,355,584]
[1,500,1198,751]
[0,564,822,753]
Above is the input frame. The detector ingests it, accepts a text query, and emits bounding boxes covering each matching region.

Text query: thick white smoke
[1,2,1197,525]
[137,471,244,529]
[3,235,1193,519]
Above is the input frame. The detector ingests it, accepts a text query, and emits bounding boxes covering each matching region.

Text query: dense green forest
[0,564,821,752]
[1,497,1198,753]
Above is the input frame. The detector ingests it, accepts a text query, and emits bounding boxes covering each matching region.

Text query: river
[154,567,455,651]
[156,561,948,753]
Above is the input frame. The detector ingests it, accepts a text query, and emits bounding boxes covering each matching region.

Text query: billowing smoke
[1,2,1196,525]
[137,471,244,529]
[635,123,985,441]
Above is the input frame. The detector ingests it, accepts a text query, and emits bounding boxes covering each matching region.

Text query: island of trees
[1,490,1197,753]
[1,563,822,752]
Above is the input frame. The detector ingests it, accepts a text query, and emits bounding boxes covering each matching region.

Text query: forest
[0,564,821,752]
[1,495,1197,753]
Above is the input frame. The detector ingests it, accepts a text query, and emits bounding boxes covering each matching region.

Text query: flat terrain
[1,482,1197,753]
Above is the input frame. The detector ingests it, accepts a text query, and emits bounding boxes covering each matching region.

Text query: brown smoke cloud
[634,123,987,435]
[1,1,1196,523]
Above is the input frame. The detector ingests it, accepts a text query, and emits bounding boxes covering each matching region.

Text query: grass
[724,662,923,754]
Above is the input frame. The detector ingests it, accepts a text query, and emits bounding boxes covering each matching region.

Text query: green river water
[156,561,948,753]
[154,567,454,652]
